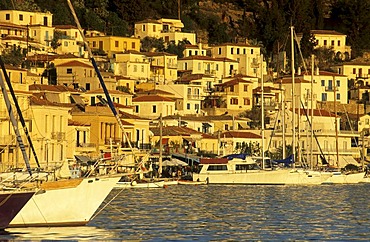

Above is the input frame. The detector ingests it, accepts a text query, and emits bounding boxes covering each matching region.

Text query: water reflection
[3,226,116,240]
[2,184,370,240]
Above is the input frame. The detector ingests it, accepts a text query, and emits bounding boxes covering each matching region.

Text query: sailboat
[0,59,121,227]
[0,190,34,230]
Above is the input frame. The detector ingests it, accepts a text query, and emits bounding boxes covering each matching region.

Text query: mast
[0,62,32,175]
[282,84,286,159]
[310,55,314,169]
[0,57,40,168]
[66,0,135,156]
[260,54,265,169]
[159,114,163,177]
[290,26,296,168]
[334,75,339,168]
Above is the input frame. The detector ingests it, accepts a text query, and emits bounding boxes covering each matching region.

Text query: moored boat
[0,190,34,229]
[321,171,367,184]
[178,179,208,185]
[115,180,165,189]
[9,175,121,227]
[192,156,331,185]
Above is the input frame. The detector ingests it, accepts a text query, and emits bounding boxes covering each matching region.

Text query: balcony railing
[325,86,339,91]
[51,132,66,141]
[187,94,202,100]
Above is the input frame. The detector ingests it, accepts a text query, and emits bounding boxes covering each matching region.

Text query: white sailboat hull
[115,180,165,189]
[193,169,331,185]
[10,176,120,227]
[322,172,367,184]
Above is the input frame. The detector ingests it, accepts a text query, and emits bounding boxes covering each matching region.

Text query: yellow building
[134,18,196,44]
[145,52,178,83]
[210,43,264,78]
[86,35,140,58]
[132,95,176,119]
[212,77,254,114]
[55,60,116,91]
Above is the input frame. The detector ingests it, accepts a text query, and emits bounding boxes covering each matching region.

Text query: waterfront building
[134,18,196,44]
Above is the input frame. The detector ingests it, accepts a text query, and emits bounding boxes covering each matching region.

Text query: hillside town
[0,8,368,174]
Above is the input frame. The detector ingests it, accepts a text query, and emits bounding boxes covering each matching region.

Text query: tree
[50,30,63,51]
[141,37,165,52]
[165,40,187,58]
[2,46,24,66]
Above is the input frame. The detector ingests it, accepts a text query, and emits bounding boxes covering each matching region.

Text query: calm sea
[2,184,370,241]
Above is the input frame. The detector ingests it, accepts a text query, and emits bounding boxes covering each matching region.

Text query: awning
[161,138,169,145]
[75,155,93,165]
[71,94,85,105]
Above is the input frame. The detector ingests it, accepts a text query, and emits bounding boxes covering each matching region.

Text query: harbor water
[2,183,370,241]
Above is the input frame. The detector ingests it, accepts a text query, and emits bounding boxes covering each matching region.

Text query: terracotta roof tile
[221,131,261,139]
[133,95,174,102]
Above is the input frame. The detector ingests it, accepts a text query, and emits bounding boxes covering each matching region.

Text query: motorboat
[192,155,331,185]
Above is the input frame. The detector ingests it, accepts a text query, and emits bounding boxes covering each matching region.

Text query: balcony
[0,135,16,145]
[187,94,202,100]
[76,143,96,152]
[51,132,66,141]
[325,86,339,92]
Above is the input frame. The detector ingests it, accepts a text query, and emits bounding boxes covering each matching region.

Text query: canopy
[162,158,188,166]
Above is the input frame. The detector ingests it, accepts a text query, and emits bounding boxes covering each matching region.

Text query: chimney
[297,67,301,75]
[315,67,319,75]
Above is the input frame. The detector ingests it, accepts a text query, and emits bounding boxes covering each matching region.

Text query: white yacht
[192,155,331,185]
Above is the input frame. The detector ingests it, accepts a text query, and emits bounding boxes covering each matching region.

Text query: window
[133,65,137,72]
[336,80,340,87]
[324,40,327,46]
[218,48,222,55]
[338,40,341,46]
[216,64,219,71]
[321,80,325,86]
[231,48,234,54]
[195,51,198,55]
[244,85,248,92]
[366,119,369,125]
[230,86,234,92]
[152,105,157,113]
[142,25,146,31]
[237,48,240,54]
[331,40,334,46]
[251,49,254,54]
[115,41,119,48]
[187,103,190,110]
[153,25,156,32]
[225,124,229,130]
[91,97,95,105]
[86,83,90,90]
[189,50,192,56]
[322,93,327,101]
[353,68,356,74]
[92,41,96,48]
[67,68,72,74]
[230,98,238,105]
[135,105,139,113]
[244,98,250,105]
[184,63,188,70]
[132,42,135,49]
[198,63,201,70]
[243,48,246,54]
[141,65,144,72]
[187,88,191,95]
[207,165,228,171]
[64,41,68,47]
[6,14,10,20]
[195,104,200,111]
[337,93,340,100]
[19,14,23,21]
